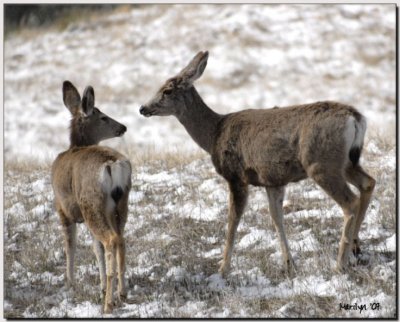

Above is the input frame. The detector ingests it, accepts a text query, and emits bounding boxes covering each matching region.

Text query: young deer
[52,81,132,313]
[139,51,375,276]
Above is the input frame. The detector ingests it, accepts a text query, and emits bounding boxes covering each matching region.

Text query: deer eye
[100,116,109,123]
[163,89,173,96]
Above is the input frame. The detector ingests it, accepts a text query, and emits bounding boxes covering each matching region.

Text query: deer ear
[81,86,95,116]
[62,81,81,114]
[179,51,209,86]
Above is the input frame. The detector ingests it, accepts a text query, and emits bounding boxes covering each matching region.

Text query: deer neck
[69,118,97,148]
[177,87,222,154]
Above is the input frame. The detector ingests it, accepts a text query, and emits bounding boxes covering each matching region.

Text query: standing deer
[139,51,375,276]
[52,81,132,313]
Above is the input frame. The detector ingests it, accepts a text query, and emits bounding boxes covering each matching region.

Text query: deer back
[212,101,365,187]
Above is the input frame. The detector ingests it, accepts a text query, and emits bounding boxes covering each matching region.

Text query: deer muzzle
[117,125,127,136]
[139,105,153,117]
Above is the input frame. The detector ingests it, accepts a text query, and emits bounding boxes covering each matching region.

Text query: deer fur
[52,81,131,313]
[139,51,375,276]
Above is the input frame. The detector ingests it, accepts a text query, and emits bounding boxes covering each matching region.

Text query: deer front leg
[266,186,295,276]
[219,181,248,277]
[60,214,77,288]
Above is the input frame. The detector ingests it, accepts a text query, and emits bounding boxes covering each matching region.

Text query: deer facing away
[139,51,375,276]
[52,81,132,313]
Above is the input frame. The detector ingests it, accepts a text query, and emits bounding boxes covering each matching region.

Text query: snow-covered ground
[4,3,396,319]
[4,148,396,318]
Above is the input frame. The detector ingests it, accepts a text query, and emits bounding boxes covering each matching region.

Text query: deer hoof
[352,239,361,257]
[118,292,127,303]
[65,279,75,290]
[103,303,113,314]
[218,260,230,277]
[334,263,346,274]
[335,258,354,273]
[286,259,296,278]
[356,252,370,266]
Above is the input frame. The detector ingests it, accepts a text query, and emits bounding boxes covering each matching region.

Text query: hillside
[4,4,396,318]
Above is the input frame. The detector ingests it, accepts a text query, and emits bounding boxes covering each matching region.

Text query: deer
[52,81,132,313]
[139,51,376,277]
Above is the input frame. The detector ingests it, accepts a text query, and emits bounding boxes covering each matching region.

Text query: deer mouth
[139,106,154,117]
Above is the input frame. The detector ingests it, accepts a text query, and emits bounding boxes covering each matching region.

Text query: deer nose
[139,106,146,114]
[117,125,127,136]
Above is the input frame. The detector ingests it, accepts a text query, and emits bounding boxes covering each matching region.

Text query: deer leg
[266,186,295,276]
[103,237,117,314]
[92,238,106,295]
[60,214,76,288]
[219,181,248,277]
[345,165,376,256]
[114,195,128,301]
[308,164,359,272]
[116,237,126,301]
[116,193,129,234]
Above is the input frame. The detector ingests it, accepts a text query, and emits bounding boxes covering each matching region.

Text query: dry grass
[4,131,396,318]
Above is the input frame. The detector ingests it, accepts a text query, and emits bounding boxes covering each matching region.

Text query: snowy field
[4,4,396,318]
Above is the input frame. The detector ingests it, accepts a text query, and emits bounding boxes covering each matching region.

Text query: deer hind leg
[308,164,359,272]
[115,236,126,301]
[103,236,117,314]
[266,186,295,276]
[345,165,376,256]
[59,213,77,287]
[114,194,128,301]
[92,238,106,295]
[219,181,248,277]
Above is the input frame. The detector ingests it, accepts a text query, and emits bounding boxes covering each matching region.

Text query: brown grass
[3,131,396,318]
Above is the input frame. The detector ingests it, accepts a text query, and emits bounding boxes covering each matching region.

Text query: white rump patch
[344,115,366,153]
[99,159,131,213]
[108,159,131,191]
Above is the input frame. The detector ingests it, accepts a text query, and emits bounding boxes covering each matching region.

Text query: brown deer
[139,51,375,276]
[52,81,132,313]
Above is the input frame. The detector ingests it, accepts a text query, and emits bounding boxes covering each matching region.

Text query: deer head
[62,81,127,147]
[139,51,209,118]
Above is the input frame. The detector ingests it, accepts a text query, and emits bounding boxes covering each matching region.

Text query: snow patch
[180,202,221,221]
[164,266,187,282]
[375,234,396,252]
[207,273,227,290]
[203,248,222,259]
[291,229,320,252]
[237,228,277,250]
[129,191,145,203]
